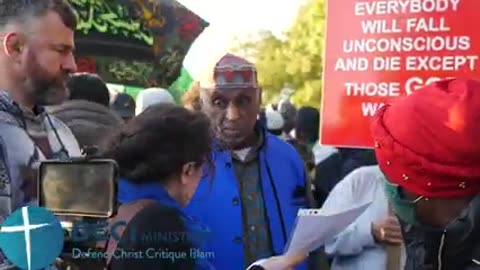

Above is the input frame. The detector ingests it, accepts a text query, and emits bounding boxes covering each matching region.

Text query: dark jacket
[113,180,269,270]
[338,148,377,179]
[47,100,124,152]
[112,204,269,270]
[111,203,197,270]
[401,196,480,270]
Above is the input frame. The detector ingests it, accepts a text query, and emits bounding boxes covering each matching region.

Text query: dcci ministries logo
[0,206,64,270]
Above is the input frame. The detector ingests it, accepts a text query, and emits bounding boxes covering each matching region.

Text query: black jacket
[402,196,480,270]
[111,203,270,270]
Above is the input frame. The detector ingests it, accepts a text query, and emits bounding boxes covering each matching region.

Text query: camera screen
[38,161,116,217]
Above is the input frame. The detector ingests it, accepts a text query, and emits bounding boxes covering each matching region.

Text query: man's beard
[24,50,69,106]
[214,126,246,150]
[26,77,69,106]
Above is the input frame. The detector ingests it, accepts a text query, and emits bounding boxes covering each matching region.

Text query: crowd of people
[0,1,480,270]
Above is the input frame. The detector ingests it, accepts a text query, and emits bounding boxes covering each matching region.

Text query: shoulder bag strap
[103,199,156,267]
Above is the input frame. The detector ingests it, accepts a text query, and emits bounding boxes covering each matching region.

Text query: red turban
[371,78,480,198]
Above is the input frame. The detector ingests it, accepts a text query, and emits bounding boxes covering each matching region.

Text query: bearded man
[0,0,81,221]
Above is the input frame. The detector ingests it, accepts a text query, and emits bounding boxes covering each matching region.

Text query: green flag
[124,86,145,100]
[170,67,194,104]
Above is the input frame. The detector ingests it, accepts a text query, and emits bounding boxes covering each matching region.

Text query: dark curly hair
[100,103,212,184]
[0,0,76,29]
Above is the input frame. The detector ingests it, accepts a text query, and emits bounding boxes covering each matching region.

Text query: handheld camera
[38,159,117,218]
[37,159,118,269]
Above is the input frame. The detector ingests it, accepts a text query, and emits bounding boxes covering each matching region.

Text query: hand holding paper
[284,202,371,254]
[246,203,370,270]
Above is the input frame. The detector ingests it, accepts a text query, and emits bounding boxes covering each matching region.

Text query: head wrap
[371,78,480,198]
[199,53,258,90]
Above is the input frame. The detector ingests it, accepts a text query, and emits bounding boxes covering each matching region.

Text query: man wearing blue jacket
[185,53,308,270]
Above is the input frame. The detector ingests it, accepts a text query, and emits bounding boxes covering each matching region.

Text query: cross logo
[0,206,64,270]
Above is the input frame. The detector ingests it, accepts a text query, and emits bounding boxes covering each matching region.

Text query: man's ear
[3,32,25,61]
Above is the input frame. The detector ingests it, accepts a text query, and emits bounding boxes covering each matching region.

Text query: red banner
[320,0,480,148]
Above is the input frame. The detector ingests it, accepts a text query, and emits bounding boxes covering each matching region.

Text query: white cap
[265,110,284,130]
[135,88,175,115]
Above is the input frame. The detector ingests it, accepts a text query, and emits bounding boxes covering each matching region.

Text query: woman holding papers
[371,78,480,270]
[323,165,406,270]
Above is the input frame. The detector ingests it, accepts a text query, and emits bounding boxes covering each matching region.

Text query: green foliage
[232,0,326,108]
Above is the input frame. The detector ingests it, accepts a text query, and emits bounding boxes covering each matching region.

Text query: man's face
[202,87,261,149]
[14,11,77,106]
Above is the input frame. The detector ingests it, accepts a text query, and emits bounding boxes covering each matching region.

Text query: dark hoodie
[401,196,480,270]
[47,100,124,153]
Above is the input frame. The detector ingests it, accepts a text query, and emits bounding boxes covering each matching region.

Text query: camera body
[38,159,119,270]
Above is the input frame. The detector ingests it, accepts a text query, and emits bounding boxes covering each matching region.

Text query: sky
[177,0,305,79]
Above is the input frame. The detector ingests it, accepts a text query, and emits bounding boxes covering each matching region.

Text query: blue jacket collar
[117,178,181,211]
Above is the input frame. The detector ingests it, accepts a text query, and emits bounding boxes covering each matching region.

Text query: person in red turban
[371,78,480,270]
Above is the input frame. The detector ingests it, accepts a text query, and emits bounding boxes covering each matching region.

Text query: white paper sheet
[284,202,371,254]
